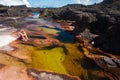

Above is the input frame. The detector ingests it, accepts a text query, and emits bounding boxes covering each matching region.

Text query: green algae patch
[63,43,89,80]
[41,27,60,34]
[31,47,68,74]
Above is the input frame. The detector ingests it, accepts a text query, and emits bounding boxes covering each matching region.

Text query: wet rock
[76,28,99,40]
[18,25,61,49]
[28,69,80,80]
[22,38,60,49]
[102,57,117,67]
[101,57,120,68]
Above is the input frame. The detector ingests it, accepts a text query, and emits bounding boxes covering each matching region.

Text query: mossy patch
[31,47,67,74]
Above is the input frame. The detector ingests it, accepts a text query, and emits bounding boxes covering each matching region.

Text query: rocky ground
[49,0,120,55]
[0,15,119,80]
[0,0,120,79]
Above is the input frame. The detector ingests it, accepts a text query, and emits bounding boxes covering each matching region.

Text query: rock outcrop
[49,0,120,54]
[0,5,31,17]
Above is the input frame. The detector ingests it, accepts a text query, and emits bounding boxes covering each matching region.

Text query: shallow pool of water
[18,18,106,80]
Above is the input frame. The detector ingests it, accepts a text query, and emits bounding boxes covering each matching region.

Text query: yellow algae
[41,27,60,34]
[18,42,90,79]
[63,43,89,80]
[9,40,101,79]
[31,47,68,74]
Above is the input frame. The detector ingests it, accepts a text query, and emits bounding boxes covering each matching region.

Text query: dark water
[40,26,74,43]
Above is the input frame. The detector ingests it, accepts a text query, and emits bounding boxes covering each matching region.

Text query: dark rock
[7,5,29,17]
[90,14,116,34]
[48,0,120,54]
[79,28,99,40]
[93,22,120,54]
[0,5,30,17]
[102,0,119,4]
